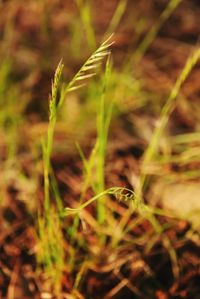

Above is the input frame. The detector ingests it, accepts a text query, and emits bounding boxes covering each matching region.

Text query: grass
[131,0,183,64]
[95,56,113,223]
[39,40,200,292]
[1,0,200,298]
[137,47,200,202]
[0,59,26,160]
[75,0,97,51]
[37,35,113,294]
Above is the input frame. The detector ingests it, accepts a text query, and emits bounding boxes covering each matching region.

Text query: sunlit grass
[37,35,113,292]
[0,0,200,297]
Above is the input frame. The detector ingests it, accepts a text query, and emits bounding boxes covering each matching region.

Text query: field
[0,0,200,298]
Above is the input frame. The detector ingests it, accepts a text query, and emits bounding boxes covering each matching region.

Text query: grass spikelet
[49,60,64,123]
[43,60,64,214]
[96,55,113,223]
[59,34,114,108]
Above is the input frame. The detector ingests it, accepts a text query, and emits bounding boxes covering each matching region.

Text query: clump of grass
[42,34,113,216]
[37,35,113,293]
[38,34,200,293]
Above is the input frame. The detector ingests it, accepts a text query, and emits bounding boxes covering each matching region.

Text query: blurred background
[0,0,200,298]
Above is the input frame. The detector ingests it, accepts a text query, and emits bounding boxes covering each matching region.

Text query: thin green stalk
[137,47,200,202]
[96,56,113,224]
[75,0,96,50]
[103,0,128,39]
[63,187,135,216]
[132,0,183,64]
[43,61,64,216]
